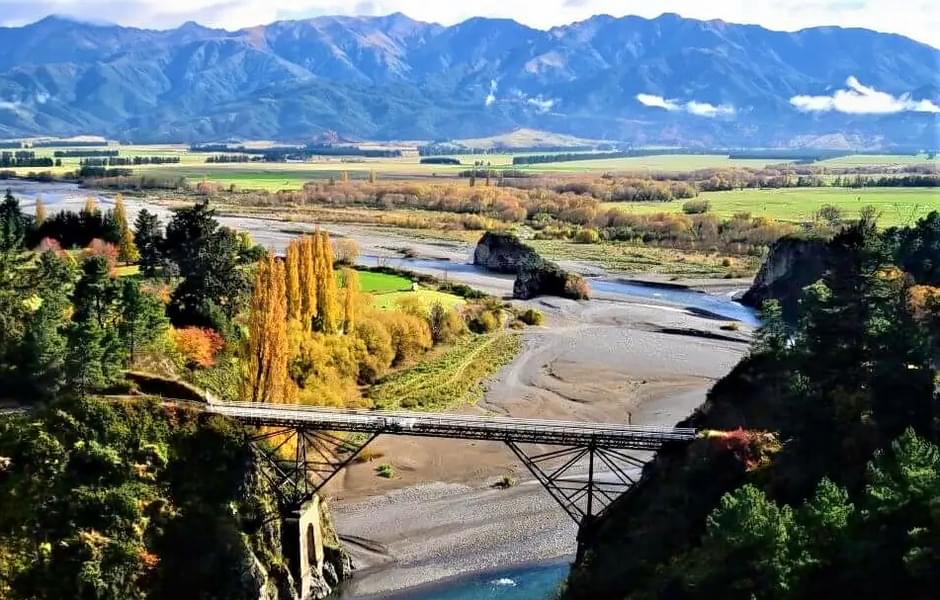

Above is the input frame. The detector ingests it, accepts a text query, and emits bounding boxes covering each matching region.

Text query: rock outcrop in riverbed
[741,235,829,320]
[474,232,589,300]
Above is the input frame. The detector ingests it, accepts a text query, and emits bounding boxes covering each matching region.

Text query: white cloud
[636,93,735,117]
[790,76,940,114]
[636,93,680,111]
[526,96,555,112]
[686,100,735,117]
[0,1,937,48]
[485,79,497,107]
[0,100,27,115]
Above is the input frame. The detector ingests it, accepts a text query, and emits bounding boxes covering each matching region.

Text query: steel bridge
[209,401,698,556]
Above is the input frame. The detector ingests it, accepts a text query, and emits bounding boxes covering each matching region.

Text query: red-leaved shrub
[172,327,225,368]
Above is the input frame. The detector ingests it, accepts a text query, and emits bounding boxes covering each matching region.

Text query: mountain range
[0,12,937,147]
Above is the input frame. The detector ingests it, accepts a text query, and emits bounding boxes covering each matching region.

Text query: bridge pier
[280,497,325,598]
[507,439,646,546]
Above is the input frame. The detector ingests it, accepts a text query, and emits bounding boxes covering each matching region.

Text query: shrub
[333,238,361,265]
[82,238,119,271]
[376,463,395,478]
[172,327,225,368]
[35,237,62,253]
[353,319,395,383]
[574,228,600,243]
[682,199,711,214]
[518,308,544,326]
[354,448,385,463]
[375,311,433,365]
[563,274,591,300]
[493,475,517,489]
[815,204,844,226]
[428,303,466,343]
[469,310,501,333]
[395,295,429,319]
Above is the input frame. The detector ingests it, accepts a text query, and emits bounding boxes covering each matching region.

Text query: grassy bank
[368,332,522,410]
[529,239,761,278]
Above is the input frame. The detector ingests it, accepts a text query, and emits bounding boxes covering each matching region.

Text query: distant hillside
[0,13,937,147]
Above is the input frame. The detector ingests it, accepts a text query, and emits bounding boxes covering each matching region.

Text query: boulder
[514,257,590,300]
[474,232,590,300]
[473,231,539,274]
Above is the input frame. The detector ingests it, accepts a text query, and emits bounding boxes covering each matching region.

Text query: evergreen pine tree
[21,251,74,397]
[0,189,25,251]
[133,209,164,277]
[118,278,168,364]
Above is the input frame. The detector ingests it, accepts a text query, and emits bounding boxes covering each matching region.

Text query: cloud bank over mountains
[0,13,935,146]
[790,76,940,114]
[636,94,736,118]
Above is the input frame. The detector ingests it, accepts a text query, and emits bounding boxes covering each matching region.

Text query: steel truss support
[250,427,380,510]
[506,439,647,560]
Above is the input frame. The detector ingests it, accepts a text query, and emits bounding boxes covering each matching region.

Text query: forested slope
[567,213,940,599]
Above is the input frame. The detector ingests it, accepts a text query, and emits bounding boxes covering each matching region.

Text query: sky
[0,0,938,48]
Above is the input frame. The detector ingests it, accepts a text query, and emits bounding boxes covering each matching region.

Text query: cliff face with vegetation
[0,397,349,600]
[474,231,589,300]
[741,236,829,321]
[567,217,940,599]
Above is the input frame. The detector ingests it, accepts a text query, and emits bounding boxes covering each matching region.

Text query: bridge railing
[209,401,697,450]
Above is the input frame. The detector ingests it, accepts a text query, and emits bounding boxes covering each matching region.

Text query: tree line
[0,151,58,168]
[80,156,181,166]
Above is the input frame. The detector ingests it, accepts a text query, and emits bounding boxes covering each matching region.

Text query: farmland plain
[603,187,940,228]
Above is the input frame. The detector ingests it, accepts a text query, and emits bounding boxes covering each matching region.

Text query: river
[342,560,571,600]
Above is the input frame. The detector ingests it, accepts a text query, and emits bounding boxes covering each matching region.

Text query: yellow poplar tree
[34,197,47,225]
[315,231,338,333]
[285,239,302,322]
[112,194,140,264]
[341,268,360,334]
[82,196,98,215]
[299,235,318,331]
[242,255,292,404]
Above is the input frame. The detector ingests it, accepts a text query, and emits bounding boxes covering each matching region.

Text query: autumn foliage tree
[34,197,46,226]
[112,194,140,264]
[242,254,291,404]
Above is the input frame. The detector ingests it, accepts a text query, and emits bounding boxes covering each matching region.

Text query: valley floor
[328,296,747,597]
[9,182,753,597]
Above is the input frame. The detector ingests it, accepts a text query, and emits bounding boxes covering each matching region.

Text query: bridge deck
[208,401,697,450]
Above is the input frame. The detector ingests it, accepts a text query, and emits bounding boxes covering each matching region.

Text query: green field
[604,187,940,228]
[354,270,413,293]
[373,289,465,311]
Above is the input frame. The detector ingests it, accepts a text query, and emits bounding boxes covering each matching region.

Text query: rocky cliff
[741,236,829,321]
[474,232,589,300]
